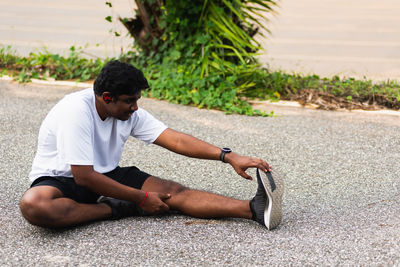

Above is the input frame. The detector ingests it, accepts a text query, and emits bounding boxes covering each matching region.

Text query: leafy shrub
[112,0,277,115]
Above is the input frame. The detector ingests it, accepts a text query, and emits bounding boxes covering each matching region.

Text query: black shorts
[30,166,151,204]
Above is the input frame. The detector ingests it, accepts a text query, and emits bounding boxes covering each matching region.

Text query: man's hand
[140,192,171,214]
[224,153,272,181]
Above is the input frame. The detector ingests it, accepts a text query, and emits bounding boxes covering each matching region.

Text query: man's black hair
[93,60,149,98]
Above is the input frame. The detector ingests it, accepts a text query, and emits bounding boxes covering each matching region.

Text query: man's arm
[154,128,271,180]
[71,165,170,214]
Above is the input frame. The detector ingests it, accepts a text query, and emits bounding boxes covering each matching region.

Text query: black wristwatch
[220,147,232,163]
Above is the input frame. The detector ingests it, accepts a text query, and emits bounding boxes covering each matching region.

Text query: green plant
[0,45,18,67]
[108,0,277,115]
[0,45,104,82]
[1,44,399,112]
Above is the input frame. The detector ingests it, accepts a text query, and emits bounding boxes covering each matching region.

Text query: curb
[0,75,92,88]
[250,99,400,116]
[2,75,399,117]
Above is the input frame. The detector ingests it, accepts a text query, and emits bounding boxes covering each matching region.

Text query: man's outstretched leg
[142,176,253,219]
[142,169,284,230]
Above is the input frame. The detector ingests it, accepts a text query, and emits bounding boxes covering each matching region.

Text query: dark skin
[96,91,141,121]
[20,90,271,227]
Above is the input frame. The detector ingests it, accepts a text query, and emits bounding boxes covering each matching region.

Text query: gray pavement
[0,0,133,58]
[259,0,400,80]
[1,80,399,266]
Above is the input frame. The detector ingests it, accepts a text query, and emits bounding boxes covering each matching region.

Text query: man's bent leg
[141,177,252,219]
[20,186,111,228]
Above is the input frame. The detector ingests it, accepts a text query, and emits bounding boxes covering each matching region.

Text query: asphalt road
[0,80,399,266]
[260,0,400,80]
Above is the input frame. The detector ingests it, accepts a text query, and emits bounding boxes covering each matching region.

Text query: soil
[287,89,400,111]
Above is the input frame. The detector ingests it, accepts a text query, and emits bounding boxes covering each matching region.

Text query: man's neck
[95,97,108,121]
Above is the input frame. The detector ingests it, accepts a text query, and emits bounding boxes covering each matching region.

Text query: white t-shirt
[29,88,167,182]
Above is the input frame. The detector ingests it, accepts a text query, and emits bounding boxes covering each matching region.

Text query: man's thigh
[104,166,151,190]
[26,166,156,205]
[22,185,63,203]
[29,176,99,203]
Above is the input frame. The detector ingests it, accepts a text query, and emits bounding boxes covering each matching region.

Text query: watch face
[222,147,232,153]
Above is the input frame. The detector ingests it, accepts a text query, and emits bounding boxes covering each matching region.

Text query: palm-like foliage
[197,0,277,93]
[118,0,277,112]
[123,0,276,65]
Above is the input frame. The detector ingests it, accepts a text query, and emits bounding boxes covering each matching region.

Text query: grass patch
[1,45,399,113]
[0,45,104,83]
[257,71,400,110]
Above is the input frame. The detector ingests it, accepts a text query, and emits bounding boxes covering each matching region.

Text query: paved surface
[0,0,133,59]
[0,80,399,266]
[260,0,400,80]
[2,0,400,80]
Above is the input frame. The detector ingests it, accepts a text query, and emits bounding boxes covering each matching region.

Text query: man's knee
[20,191,43,225]
[19,187,62,226]
[143,176,189,196]
[159,179,188,196]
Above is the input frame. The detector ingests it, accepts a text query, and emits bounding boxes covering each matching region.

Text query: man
[20,60,283,230]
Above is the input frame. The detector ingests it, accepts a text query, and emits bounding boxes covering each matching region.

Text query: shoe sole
[257,168,284,230]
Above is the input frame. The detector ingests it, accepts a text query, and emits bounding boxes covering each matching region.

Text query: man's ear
[102,92,112,104]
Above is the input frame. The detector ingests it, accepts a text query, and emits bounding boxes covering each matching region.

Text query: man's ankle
[98,202,112,218]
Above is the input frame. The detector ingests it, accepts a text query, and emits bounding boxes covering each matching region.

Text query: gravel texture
[0,80,399,266]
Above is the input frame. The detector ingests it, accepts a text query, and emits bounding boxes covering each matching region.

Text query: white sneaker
[250,168,284,230]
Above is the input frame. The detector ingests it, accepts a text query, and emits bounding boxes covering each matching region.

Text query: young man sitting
[20,60,284,230]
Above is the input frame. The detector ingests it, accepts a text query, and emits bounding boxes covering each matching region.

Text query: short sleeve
[130,108,167,144]
[57,107,94,165]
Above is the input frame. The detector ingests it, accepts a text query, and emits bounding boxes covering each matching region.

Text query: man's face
[108,92,141,121]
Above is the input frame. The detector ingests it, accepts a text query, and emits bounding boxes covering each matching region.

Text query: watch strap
[220,148,232,163]
[220,150,227,163]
